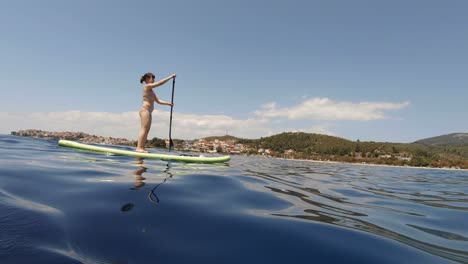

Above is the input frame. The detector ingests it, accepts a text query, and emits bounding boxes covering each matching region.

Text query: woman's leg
[136,109,152,152]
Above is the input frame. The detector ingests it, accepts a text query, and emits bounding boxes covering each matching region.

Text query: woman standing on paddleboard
[136,72,176,153]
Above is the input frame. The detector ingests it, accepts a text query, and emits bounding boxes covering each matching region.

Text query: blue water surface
[0,135,467,263]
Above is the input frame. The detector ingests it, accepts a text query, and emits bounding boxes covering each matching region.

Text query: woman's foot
[135,148,148,153]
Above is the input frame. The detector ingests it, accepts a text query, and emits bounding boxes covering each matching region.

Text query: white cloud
[0,98,409,140]
[1,111,140,139]
[254,97,410,121]
[0,110,271,140]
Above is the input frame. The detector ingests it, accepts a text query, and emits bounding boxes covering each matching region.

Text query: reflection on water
[1,136,467,263]
[132,157,147,189]
[40,243,117,264]
[129,157,174,205]
[407,224,468,241]
[0,188,62,215]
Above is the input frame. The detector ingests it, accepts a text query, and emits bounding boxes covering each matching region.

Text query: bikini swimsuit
[141,90,156,113]
[141,105,152,112]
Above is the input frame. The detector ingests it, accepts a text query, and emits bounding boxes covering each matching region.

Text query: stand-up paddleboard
[58,140,231,163]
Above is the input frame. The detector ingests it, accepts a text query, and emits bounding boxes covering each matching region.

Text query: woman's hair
[140,72,155,84]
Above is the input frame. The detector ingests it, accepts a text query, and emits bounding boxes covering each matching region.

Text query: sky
[0,0,467,142]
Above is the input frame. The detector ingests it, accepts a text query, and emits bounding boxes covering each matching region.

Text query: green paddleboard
[58,140,231,163]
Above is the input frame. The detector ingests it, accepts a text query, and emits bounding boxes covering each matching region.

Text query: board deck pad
[58,140,231,163]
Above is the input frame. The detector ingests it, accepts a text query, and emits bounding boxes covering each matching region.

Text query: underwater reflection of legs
[121,158,148,213]
[132,157,147,189]
[123,160,174,210]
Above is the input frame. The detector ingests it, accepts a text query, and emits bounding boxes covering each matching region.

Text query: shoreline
[272,156,468,172]
[5,131,467,172]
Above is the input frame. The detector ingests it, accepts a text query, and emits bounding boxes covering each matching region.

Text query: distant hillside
[415,133,468,146]
[232,132,468,168]
[239,132,354,154]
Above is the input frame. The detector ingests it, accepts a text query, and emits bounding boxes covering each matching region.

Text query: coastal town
[11,129,134,146]
[178,138,413,163]
[10,129,252,154]
[11,129,409,160]
[179,138,249,154]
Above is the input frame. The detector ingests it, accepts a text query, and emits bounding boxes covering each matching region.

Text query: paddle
[168,77,175,151]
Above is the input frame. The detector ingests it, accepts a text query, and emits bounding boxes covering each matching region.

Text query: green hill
[415,133,468,146]
[239,132,354,154]
[231,132,468,169]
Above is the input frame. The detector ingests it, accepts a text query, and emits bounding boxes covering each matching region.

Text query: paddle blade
[169,139,174,151]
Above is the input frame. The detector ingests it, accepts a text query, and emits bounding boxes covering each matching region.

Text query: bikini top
[142,89,156,101]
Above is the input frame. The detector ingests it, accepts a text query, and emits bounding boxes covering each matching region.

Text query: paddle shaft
[168,77,175,150]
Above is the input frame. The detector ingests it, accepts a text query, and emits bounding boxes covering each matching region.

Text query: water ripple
[235,157,468,263]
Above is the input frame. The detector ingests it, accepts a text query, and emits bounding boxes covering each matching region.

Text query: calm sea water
[0,135,467,264]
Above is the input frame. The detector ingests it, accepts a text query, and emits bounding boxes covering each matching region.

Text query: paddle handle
[168,77,175,149]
